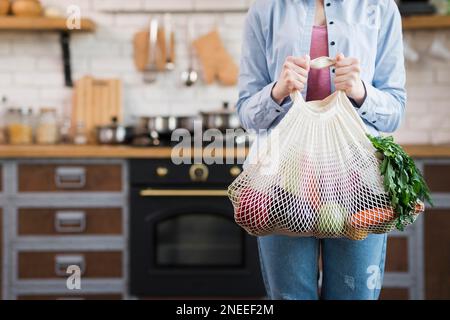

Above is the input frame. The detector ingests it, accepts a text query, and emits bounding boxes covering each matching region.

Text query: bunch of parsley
[368,135,433,231]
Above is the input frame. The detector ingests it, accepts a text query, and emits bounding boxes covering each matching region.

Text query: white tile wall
[0,0,449,144]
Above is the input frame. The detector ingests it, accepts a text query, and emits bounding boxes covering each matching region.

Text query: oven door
[129,187,265,297]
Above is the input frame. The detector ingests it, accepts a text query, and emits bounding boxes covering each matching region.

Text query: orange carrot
[350,207,395,229]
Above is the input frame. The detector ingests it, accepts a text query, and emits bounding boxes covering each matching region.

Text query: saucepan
[200,102,241,131]
[96,117,132,145]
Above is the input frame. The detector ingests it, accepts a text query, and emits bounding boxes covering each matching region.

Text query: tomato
[235,187,273,234]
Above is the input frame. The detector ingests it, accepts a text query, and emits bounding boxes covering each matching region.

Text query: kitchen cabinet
[385,237,409,272]
[423,163,450,300]
[424,210,450,299]
[0,159,127,299]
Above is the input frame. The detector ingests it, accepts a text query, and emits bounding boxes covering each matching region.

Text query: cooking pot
[176,115,201,132]
[200,102,241,131]
[96,117,130,145]
[138,115,200,135]
[144,116,177,135]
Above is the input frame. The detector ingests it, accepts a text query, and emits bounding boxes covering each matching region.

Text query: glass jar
[6,108,33,145]
[36,107,59,144]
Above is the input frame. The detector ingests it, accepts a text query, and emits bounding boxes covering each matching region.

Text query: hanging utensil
[181,16,198,87]
[143,18,159,83]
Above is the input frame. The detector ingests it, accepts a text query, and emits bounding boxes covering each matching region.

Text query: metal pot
[200,102,241,131]
[145,116,178,135]
[175,115,201,132]
[96,117,129,145]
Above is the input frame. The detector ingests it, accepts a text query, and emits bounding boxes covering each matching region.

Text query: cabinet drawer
[18,251,122,279]
[385,237,408,272]
[18,164,122,192]
[380,288,409,300]
[424,164,450,193]
[425,209,450,299]
[17,294,122,300]
[18,208,122,235]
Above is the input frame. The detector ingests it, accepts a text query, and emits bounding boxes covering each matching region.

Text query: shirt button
[332,68,335,73]
[372,120,377,124]
[330,41,335,46]
[326,3,331,7]
[362,112,367,115]
[329,21,334,25]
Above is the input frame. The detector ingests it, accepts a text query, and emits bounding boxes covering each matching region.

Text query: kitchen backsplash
[0,0,449,144]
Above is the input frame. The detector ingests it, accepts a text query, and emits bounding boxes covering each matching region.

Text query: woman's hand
[334,53,366,106]
[271,55,310,105]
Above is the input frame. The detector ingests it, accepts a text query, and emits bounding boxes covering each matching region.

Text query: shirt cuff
[264,81,293,113]
[349,80,367,109]
[354,81,378,126]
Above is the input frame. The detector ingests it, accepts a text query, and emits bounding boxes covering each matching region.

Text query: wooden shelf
[403,15,450,30]
[0,16,96,86]
[0,16,95,32]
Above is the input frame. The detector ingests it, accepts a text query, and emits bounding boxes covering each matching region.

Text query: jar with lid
[36,107,59,144]
[6,107,33,145]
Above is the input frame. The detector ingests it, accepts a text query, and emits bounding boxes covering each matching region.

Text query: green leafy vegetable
[368,135,433,231]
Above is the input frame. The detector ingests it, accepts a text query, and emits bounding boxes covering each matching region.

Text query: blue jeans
[257,234,388,300]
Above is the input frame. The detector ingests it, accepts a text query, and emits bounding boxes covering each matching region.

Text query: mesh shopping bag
[228,56,427,240]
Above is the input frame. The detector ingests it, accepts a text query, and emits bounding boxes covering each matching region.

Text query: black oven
[129,159,265,297]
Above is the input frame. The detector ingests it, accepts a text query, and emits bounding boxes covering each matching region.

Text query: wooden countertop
[0,144,248,159]
[0,144,449,159]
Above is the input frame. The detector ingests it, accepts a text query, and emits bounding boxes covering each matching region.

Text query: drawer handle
[55,167,86,189]
[55,255,85,277]
[54,211,86,233]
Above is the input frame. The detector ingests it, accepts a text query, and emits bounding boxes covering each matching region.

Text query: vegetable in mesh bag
[228,56,432,239]
[367,135,432,231]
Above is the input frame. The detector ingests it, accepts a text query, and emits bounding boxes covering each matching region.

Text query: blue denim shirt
[237,0,406,136]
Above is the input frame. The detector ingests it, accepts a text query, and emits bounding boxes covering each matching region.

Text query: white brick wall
[0,0,449,144]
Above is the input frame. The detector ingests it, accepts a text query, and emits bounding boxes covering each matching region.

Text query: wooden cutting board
[72,76,123,143]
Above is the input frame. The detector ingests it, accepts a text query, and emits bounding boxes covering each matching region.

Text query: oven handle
[139,189,228,197]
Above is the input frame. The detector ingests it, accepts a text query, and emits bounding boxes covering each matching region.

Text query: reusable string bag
[228,56,425,240]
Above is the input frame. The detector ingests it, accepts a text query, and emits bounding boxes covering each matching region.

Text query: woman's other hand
[271,55,310,104]
[334,53,366,106]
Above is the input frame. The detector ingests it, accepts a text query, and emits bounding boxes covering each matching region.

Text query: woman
[237,0,406,300]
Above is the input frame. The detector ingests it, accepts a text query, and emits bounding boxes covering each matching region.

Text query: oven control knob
[189,164,209,182]
[229,166,241,177]
[156,166,169,177]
